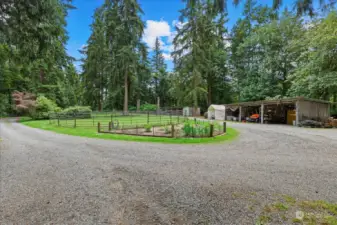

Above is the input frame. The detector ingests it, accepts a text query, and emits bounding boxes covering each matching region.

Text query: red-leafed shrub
[12,91,37,114]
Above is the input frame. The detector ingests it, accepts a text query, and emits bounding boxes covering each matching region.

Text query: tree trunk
[207,73,212,106]
[98,98,102,112]
[123,71,128,115]
[207,83,212,106]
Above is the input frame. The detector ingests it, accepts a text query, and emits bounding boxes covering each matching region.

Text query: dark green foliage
[0,0,80,114]
[31,96,61,120]
[81,0,148,113]
[0,94,10,116]
[144,124,152,132]
[140,104,157,111]
[1,0,336,115]
[182,121,211,137]
[61,106,92,115]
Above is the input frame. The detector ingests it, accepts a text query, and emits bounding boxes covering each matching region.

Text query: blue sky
[65,0,297,71]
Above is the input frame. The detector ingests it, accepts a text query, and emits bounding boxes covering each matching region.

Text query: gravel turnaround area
[1,121,337,224]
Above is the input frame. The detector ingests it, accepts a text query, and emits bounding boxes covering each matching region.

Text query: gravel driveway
[1,122,337,224]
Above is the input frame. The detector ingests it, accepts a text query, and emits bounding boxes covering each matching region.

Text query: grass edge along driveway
[21,120,239,144]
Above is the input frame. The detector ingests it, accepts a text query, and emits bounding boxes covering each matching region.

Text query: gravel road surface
[1,122,337,224]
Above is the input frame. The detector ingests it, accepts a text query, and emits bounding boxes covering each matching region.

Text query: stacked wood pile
[327,117,337,128]
[333,119,337,128]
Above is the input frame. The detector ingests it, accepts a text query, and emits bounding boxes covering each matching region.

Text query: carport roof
[224,97,330,107]
[208,104,226,110]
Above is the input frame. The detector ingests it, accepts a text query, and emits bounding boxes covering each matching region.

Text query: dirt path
[1,122,336,224]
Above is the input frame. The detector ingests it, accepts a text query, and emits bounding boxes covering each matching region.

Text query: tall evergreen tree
[151,37,168,105]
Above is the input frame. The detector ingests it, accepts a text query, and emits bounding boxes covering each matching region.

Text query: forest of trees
[0,0,336,116]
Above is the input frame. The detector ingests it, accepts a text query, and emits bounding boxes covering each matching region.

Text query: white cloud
[163,53,173,61]
[172,20,186,29]
[78,44,88,51]
[143,20,171,49]
[142,19,179,61]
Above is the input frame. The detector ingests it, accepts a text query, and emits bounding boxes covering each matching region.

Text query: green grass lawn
[22,118,239,144]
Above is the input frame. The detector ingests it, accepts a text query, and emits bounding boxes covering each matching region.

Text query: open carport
[224,97,331,125]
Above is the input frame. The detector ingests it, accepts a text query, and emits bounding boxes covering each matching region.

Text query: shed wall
[298,100,330,122]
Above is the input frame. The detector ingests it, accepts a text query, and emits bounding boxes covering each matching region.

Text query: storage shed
[208,105,226,120]
[224,97,331,126]
[183,107,200,117]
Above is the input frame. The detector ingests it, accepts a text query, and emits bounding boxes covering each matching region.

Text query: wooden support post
[98,122,101,133]
[261,104,264,124]
[170,111,172,124]
[109,122,112,131]
[296,100,300,126]
[223,122,226,133]
[210,124,214,137]
[74,116,76,128]
[239,106,242,122]
[147,111,150,124]
[57,114,60,126]
[171,124,174,138]
[224,107,226,121]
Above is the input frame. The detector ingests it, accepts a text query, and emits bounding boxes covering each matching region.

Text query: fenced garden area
[49,111,226,138]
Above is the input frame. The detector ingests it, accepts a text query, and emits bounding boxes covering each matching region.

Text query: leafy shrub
[140,104,157,111]
[0,94,10,116]
[331,107,337,118]
[183,121,211,137]
[144,124,152,132]
[12,91,36,115]
[31,96,61,120]
[129,105,137,111]
[62,106,91,114]
[164,125,171,134]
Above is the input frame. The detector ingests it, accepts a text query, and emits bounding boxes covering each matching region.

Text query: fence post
[58,113,60,126]
[223,122,226,133]
[210,124,214,137]
[136,125,138,135]
[109,122,112,131]
[98,122,101,133]
[74,113,76,128]
[170,111,172,124]
[171,124,174,138]
[147,111,150,124]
